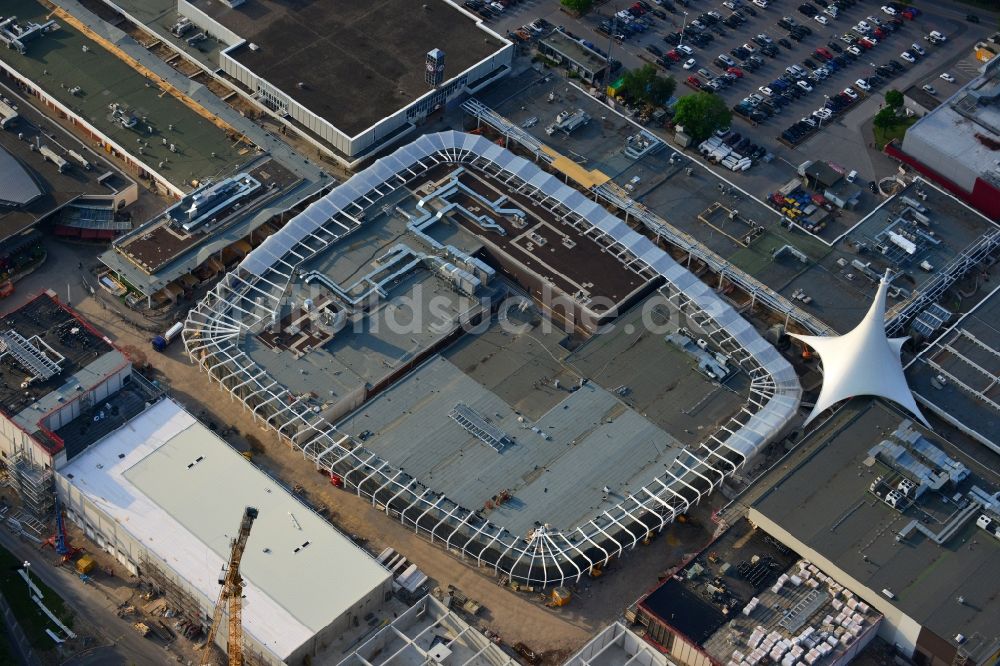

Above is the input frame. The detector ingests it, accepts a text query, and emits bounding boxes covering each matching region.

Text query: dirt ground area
[7,239,725,656]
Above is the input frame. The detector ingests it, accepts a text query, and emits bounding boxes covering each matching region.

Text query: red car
[859,37,875,49]
[727,66,744,77]
[666,49,682,62]
[814,47,833,60]
[686,75,703,89]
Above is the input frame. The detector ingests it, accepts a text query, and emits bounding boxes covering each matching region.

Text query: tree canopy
[673,92,731,141]
[885,89,904,109]
[619,64,676,106]
[873,107,898,130]
[560,0,594,13]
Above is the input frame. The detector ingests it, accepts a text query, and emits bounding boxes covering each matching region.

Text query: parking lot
[485,0,994,194]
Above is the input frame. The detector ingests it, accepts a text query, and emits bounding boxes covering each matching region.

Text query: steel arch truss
[183,131,801,587]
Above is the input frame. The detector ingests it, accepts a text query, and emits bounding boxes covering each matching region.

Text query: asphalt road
[0,529,171,666]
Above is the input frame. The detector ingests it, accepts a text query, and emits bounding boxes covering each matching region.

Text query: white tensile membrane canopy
[791,272,929,426]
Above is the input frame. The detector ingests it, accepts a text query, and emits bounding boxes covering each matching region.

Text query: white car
[842,87,858,100]
[824,6,839,17]
[855,78,872,91]
[797,80,814,92]
[490,1,506,11]
[759,86,774,96]
[801,117,817,127]
[677,44,694,55]
[753,0,769,7]
[858,20,871,31]
[847,46,862,56]
[922,84,937,95]
[911,43,926,56]
[723,0,737,9]
[929,30,947,42]
[814,14,829,25]
[683,58,697,69]
[900,51,916,63]
[813,108,832,120]
[940,72,956,83]
[881,5,897,15]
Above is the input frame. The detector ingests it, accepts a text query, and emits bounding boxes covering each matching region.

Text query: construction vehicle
[42,496,80,563]
[546,586,572,607]
[201,506,258,666]
[75,555,96,575]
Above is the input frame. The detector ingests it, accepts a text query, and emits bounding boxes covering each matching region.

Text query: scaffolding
[11,451,54,519]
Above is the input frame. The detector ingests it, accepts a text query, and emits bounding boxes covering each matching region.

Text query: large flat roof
[342,355,687,536]
[59,398,391,661]
[0,94,132,244]
[750,401,1000,664]
[907,284,1000,454]
[0,292,120,422]
[197,0,506,136]
[0,0,246,190]
[902,57,1000,193]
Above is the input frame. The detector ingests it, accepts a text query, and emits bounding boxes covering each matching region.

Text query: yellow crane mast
[201,506,259,666]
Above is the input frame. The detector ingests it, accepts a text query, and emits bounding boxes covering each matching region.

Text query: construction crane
[201,506,258,666]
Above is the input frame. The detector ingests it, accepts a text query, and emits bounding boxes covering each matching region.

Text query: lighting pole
[679,11,688,48]
[602,7,617,99]
[22,561,31,593]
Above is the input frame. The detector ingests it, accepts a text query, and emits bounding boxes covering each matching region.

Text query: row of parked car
[461,0,521,19]
[780,59,908,146]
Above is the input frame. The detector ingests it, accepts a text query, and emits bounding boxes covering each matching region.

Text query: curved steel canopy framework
[183,131,802,587]
[791,272,929,427]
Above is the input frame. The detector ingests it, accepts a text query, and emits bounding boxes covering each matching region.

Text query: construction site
[0,0,997,662]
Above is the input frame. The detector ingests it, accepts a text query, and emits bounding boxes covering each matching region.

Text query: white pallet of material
[733,650,746,662]
[856,602,870,613]
[804,649,820,664]
[831,599,843,610]
[790,575,803,586]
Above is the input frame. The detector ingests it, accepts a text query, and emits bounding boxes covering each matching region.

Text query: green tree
[873,107,897,130]
[619,64,676,106]
[885,89,904,110]
[560,0,594,14]
[673,92,732,141]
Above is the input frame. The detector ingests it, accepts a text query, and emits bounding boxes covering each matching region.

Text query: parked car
[683,57,697,69]
[939,72,955,83]
[797,79,814,92]
[922,84,937,95]
[900,51,916,63]
[855,78,871,91]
